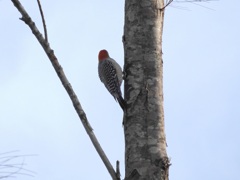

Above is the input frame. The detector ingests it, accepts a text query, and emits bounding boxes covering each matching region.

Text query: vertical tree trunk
[123,0,170,179]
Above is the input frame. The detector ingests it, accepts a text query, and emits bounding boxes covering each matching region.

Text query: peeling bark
[123,0,170,179]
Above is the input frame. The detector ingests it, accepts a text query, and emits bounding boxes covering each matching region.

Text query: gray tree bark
[123,0,170,179]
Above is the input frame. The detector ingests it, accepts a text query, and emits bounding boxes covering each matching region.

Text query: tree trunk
[123,0,170,179]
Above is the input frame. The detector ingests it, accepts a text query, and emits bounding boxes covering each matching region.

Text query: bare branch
[0,151,36,179]
[11,0,118,179]
[36,0,48,42]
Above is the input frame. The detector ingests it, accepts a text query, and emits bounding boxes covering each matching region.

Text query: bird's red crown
[98,49,109,61]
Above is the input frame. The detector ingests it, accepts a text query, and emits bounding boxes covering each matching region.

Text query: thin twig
[36,0,48,42]
[11,1,118,180]
[173,0,216,10]
[166,0,174,8]
[160,0,173,10]
[161,0,217,10]
[175,0,218,2]
[188,1,215,10]
[0,151,36,179]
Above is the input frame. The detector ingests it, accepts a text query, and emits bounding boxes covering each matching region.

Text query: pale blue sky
[1,0,239,179]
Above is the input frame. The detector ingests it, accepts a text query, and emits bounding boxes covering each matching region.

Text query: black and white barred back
[98,58,125,110]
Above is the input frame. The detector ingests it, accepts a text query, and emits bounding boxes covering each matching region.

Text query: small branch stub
[116,160,121,180]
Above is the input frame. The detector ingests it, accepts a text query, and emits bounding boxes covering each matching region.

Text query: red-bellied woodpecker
[98,49,125,110]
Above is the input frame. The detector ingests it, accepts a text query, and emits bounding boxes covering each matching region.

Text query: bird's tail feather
[117,96,126,111]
